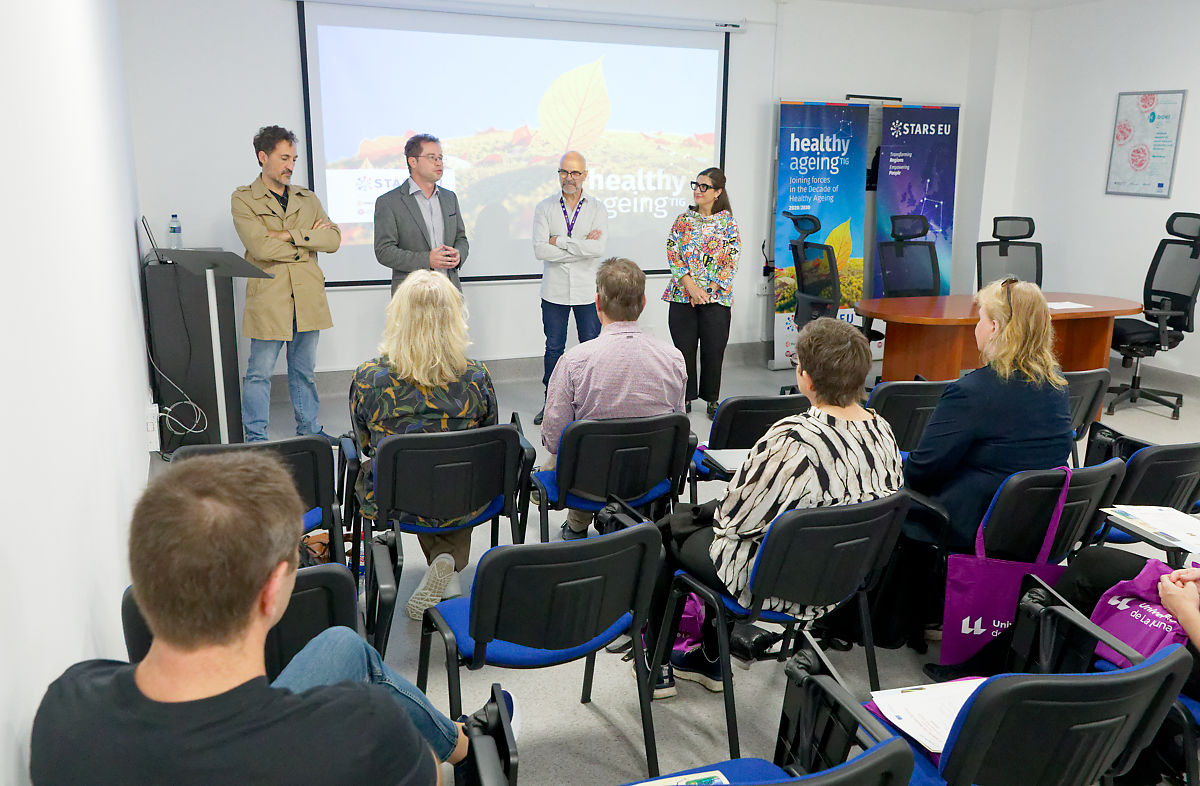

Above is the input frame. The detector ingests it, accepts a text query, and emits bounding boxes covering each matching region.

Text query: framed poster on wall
[1105,90,1186,198]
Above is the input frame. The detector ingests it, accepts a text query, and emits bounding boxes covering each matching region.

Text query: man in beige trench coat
[231,125,341,443]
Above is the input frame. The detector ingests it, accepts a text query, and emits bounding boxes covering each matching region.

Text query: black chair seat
[1112,317,1183,351]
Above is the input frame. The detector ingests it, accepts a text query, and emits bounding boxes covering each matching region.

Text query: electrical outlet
[756,279,770,296]
[145,403,161,453]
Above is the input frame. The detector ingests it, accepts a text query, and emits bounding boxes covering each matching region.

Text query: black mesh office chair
[862,215,941,340]
[1108,211,1200,419]
[121,563,359,680]
[976,216,1042,290]
[782,212,842,328]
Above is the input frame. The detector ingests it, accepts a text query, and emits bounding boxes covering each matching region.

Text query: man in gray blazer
[374,133,469,292]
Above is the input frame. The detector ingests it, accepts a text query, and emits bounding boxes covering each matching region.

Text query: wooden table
[856,292,1142,382]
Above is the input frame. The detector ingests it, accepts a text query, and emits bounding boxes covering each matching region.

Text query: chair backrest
[790,241,841,325]
[1144,212,1200,333]
[174,435,337,531]
[373,424,522,522]
[976,216,1042,290]
[466,523,662,667]
[1118,442,1200,510]
[1062,369,1111,443]
[876,215,940,298]
[980,459,1126,562]
[120,563,358,680]
[865,380,950,452]
[709,395,810,450]
[772,661,914,785]
[939,644,1191,786]
[747,492,910,612]
[554,413,692,504]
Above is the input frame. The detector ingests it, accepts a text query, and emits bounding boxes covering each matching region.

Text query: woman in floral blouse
[350,270,497,620]
[662,167,741,419]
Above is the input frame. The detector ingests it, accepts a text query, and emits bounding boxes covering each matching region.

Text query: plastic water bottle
[167,214,182,249]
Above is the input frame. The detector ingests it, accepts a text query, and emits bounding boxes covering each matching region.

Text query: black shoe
[706,401,718,420]
[685,401,692,413]
[923,662,972,683]
[532,407,544,425]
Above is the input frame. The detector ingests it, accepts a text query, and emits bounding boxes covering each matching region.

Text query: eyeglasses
[415,154,444,164]
[1001,275,1018,317]
[557,169,585,179]
[690,181,714,193]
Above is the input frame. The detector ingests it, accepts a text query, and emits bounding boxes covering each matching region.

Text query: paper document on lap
[870,678,986,753]
[634,770,730,785]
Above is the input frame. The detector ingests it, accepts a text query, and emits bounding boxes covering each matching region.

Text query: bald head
[558,151,587,197]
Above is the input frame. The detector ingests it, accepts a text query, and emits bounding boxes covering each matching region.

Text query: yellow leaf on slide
[537,59,611,153]
[825,219,853,268]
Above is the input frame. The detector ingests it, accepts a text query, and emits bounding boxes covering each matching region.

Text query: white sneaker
[405,553,455,620]
[443,571,464,599]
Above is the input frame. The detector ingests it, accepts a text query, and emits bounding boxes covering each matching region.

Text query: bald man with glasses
[531,151,609,424]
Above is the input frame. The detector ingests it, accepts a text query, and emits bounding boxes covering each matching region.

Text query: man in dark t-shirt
[30,452,474,784]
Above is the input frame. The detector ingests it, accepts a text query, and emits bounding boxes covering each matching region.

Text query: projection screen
[300,3,725,284]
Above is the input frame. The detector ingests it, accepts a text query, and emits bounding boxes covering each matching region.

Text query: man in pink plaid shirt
[540,257,688,539]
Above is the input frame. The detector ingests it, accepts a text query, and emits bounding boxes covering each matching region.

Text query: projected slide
[308,21,721,283]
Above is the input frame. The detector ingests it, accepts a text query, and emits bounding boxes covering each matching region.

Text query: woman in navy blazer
[904,278,1073,552]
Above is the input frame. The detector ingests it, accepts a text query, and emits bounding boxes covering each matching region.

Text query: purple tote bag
[1090,558,1191,668]
[940,467,1073,665]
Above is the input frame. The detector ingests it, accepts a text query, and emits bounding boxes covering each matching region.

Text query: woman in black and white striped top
[648,318,903,696]
[709,319,904,616]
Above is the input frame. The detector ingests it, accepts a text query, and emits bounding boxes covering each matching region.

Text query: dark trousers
[645,504,731,659]
[541,300,601,387]
[668,301,731,403]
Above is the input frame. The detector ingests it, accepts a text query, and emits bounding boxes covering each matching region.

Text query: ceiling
[786,0,1095,10]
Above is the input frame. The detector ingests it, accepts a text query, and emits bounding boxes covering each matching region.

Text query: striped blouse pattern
[709,408,904,617]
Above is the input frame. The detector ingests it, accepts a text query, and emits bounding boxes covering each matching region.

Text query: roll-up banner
[773,101,870,366]
[875,104,960,295]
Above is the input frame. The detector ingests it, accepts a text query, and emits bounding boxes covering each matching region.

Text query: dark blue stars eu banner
[773,101,869,366]
[875,105,960,295]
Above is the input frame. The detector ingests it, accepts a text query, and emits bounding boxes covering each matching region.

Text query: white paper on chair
[634,770,730,785]
[869,678,985,753]
[1103,506,1200,553]
[1046,301,1091,310]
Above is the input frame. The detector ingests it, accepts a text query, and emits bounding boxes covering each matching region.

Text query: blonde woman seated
[904,278,1073,552]
[350,270,497,620]
[647,318,903,694]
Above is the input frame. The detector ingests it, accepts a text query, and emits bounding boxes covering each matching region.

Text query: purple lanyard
[560,196,585,238]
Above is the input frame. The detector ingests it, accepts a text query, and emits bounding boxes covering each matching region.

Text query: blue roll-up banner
[875,105,960,295]
[773,101,870,366]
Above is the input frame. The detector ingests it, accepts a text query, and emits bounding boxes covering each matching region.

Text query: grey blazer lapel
[398,190,432,249]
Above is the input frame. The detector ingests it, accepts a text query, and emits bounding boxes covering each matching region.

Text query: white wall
[1014,0,1200,374]
[120,0,782,372]
[2,0,149,779]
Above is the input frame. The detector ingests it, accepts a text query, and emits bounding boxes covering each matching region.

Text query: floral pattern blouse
[350,357,497,523]
[662,209,741,307]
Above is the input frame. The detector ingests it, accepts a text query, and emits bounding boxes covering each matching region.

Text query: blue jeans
[242,315,322,441]
[272,627,460,760]
[541,300,601,387]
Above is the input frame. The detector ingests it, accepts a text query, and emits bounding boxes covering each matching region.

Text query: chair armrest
[904,488,949,522]
[339,435,358,462]
[368,541,397,654]
[510,411,525,437]
[460,683,518,786]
